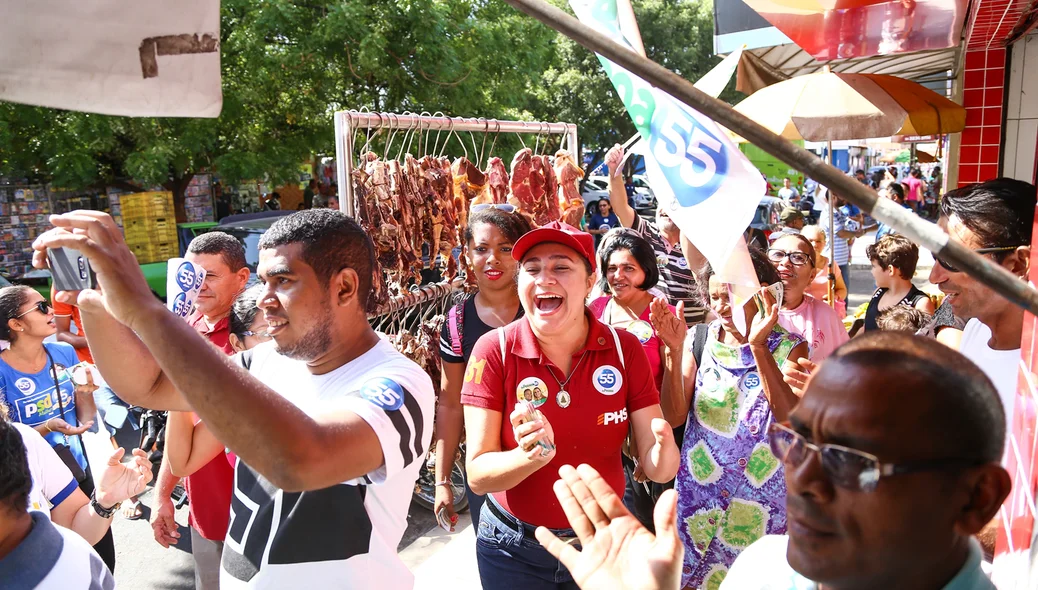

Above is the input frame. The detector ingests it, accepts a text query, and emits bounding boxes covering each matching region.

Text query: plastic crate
[120,192,173,220]
[129,241,178,265]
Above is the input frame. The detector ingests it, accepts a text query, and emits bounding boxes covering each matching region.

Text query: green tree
[0,0,556,219]
[535,0,729,172]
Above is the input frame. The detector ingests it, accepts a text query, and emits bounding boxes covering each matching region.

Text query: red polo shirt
[184,312,235,541]
[461,310,659,528]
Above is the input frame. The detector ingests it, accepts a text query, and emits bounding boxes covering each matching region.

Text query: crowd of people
[0,137,1034,590]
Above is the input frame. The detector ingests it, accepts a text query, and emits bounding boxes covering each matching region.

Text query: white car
[586,174,656,210]
[581,177,610,203]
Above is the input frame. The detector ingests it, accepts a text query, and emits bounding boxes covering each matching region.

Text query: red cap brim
[512,227,596,272]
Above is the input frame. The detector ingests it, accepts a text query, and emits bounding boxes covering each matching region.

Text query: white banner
[0,0,221,117]
[570,0,763,296]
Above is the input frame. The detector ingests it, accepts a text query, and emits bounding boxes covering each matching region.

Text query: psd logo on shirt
[592,365,623,396]
[15,378,35,395]
[361,378,405,412]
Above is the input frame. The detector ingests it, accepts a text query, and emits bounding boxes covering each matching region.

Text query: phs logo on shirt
[361,378,405,412]
[597,409,628,426]
[593,365,623,396]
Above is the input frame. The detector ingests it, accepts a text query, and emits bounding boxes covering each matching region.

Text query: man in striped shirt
[820,192,864,283]
[605,144,708,326]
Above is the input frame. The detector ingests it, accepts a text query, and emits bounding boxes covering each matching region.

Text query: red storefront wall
[963,37,1038,587]
[958,46,1006,187]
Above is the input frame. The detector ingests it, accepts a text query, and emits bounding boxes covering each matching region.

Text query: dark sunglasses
[471,203,516,213]
[768,422,982,492]
[934,246,1021,273]
[15,301,52,319]
[767,249,812,267]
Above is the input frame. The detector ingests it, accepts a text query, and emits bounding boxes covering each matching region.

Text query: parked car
[750,196,785,246]
[581,177,610,203]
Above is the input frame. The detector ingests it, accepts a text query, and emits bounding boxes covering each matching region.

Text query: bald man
[724,333,1011,590]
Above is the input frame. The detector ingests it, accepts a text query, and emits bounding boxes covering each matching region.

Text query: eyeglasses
[471,203,516,213]
[768,422,982,493]
[934,246,1021,273]
[767,249,812,267]
[14,301,52,319]
[240,330,272,340]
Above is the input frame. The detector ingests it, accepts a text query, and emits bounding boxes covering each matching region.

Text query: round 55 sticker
[592,365,623,396]
[361,378,405,411]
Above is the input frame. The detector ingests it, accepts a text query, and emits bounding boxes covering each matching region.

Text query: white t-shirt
[220,339,435,590]
[15,422,79,516]
[721,534,993,589]
[0,511,114,589]
[959,319,1020,440]
[778,187,799,201]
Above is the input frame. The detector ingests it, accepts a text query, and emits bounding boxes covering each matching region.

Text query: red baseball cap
[512,221,597,272]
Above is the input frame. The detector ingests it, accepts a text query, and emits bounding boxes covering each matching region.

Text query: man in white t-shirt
[35,209,435,589]
[777,177,800,203]
[928,178,1035,434]
[0,418,115,589]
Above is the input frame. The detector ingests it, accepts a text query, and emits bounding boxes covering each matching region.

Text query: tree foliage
[0,0,724,214]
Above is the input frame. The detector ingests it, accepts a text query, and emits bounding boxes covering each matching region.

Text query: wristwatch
[90,491,121,519]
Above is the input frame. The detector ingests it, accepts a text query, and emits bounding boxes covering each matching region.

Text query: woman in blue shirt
[0,285,117,571]
[588,198,621,248]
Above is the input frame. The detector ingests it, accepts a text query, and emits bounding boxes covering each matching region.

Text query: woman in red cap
[461,220,680,589]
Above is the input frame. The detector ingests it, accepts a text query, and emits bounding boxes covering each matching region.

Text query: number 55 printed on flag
[570,0,763,295]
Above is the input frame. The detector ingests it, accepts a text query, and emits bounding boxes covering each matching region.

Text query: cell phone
[48,247,96,291]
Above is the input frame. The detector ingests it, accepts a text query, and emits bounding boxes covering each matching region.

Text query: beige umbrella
[732,69,965,306]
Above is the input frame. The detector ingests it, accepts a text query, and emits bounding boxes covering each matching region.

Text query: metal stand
[334,110,579,218]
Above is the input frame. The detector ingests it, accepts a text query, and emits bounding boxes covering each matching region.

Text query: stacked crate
[121,192,178,264]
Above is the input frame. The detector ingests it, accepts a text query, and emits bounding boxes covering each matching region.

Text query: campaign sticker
[517,376,548,407]
[626,320,654,344]
[593,365,623,396]
[175,262,198,292]
[656,254,668,268]
[701,367,722,392]
[740,371,762,392]
[171,292,191,318]
[676,258,689,269]
[361,378,406,412]
[15,378,35,395]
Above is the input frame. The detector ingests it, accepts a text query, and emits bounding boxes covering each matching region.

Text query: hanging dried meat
[451,157,486,230]
[509,148,535,215]
[554,150,586,227]
[351,161,390,311]
[540,155,561,223]
[472,157,509,206]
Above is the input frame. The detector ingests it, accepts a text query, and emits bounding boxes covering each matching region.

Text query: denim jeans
[93,385,140,437]
[476,495,580,590]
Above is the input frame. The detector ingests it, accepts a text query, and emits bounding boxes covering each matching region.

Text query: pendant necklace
[545,349,590,409]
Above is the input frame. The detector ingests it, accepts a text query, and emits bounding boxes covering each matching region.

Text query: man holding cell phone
[34,210,434,589]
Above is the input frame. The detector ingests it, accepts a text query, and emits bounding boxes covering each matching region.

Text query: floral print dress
[676,321,805,589]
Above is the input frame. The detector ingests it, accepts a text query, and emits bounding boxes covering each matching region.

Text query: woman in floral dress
[672,246,809,589]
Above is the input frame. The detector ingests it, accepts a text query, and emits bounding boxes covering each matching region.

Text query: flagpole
[501,0,1038,315]
[827,140,837,309]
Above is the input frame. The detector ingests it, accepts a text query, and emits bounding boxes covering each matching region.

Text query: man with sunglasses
[722,332,1011,589]
[928,178,1034,446]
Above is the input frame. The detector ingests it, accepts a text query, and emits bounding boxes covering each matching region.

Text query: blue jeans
[465,479,485,525]
[839,263,851,287]
[93,385,139,437]
[476,495,580,590]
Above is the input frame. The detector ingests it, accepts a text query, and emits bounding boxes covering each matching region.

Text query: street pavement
[97,230,934,589]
